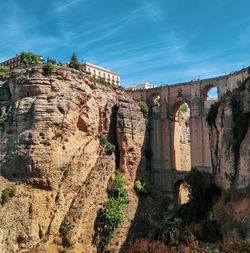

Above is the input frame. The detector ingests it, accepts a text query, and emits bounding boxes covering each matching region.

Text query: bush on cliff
[68,52,80,70]
[20,51,41,68]
[176,168,220,222]
[96,170,129,247]
[0,66,9,79]
[42,63,53,75]
[106,143,115,155]
[139,101,149,118]
[1,187,16,205]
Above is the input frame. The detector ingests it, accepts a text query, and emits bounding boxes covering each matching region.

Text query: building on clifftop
[81,62,120,87]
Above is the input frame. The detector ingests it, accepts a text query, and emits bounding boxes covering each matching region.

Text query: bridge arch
[173,179,189,205]
[149,92,161,105]
[203,84,218,101]
[171,100,191,172]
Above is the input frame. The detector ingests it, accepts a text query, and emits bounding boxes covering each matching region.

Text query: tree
[68,52,80,70]
[0,66,9,79]
[20,51,41,68]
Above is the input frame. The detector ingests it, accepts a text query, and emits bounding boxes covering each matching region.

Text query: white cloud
[54,0,81,15]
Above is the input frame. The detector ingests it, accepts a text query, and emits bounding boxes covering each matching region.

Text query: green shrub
[0,112,8,124]
[176,168,221,222]
[97,170,129,246]
[139,101,149,118]
[100,135,107,145]
[63,168,69,177]
[106,143,115,155]
[42,63,53,75]
[0,66,9,78]
[68,52,80,70]
[134,180,147,194]
[178,103,188,116]
[20,51,41,68]
[1,187,16,204]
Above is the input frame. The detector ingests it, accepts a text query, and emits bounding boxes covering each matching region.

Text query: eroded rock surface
[0,66,146,253]
[208,77,250,189]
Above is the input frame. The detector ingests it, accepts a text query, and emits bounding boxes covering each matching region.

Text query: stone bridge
[127,67,250,202]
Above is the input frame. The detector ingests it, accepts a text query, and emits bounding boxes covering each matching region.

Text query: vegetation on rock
[139,101,149,118]
[134,180,147,194]
[106,143,115,155]
[68,52,80,70]
[42,63,53,75]
[96,170,129,247]
[1,187,16,205]
[20,51,41,68]
[176,167,220,222]
[0,66,9,79]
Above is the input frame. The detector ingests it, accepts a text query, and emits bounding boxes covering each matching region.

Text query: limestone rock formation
[0,66,146,253]
[208,77,249,189]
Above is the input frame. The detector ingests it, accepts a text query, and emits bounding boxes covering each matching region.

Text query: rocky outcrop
[0,66,146,253]
[208,77,249,189]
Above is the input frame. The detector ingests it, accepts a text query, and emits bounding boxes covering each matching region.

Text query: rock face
[0,66,146,253]
[178,109,191,172]
[208,77,250,189]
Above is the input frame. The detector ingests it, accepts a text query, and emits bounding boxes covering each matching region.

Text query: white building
[81,62,120,86]
[126,82,156,90]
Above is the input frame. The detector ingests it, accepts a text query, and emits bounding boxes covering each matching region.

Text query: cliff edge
[0,66,146,252]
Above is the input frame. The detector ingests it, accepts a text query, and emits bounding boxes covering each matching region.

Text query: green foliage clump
[1,187,16,204]
[139,101,149,118]
[0,66,9,79]
[134,180,147,194]
[206,101,221,126]
[106,143,115,155]
[60,225,71,247]
[176,168,220,222]
[68,52,80,70]
[178,103,188,116]
[98,170,129,246]
[91,77,117,89]
[20,51,41,68]
[100,135,107,145]
[42,63,53,75]
[63,168,69,177]
[0,112,8,124]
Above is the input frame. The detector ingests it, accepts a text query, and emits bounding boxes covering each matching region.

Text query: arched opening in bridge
[204,85,218,101]
[172,102,191,171]
[149,93,160,105]
[174,180,189,205]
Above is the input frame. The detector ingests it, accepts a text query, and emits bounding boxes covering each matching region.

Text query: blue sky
[0,0,249,87]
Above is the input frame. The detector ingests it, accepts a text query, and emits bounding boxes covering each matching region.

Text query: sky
[0,0,250,88]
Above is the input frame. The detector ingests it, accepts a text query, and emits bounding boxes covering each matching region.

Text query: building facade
[0,54,44,71]
[126,82,156,91]
[135,82,156,90]
[0,55,22,70]
[81,62,120,86]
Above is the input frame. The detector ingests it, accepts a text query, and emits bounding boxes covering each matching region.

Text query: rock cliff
[0,66,146,252]
[207,77,249,189]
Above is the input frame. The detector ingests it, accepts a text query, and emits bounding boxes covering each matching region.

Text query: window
[103,73,106,78]
[93,70,96,75]
[98,71,101,77]
[88,68,90,72]
[112,76,114,81]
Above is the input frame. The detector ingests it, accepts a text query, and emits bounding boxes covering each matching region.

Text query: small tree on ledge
[68,52,80,70]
